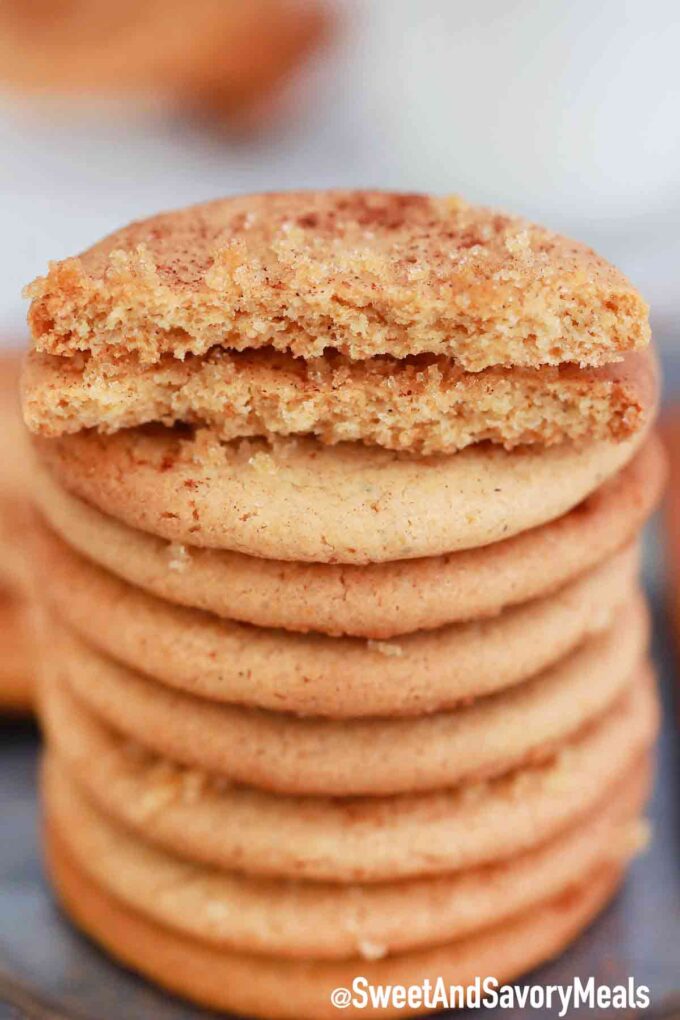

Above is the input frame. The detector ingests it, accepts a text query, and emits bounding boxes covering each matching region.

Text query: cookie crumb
[367,639,403,657]
[137,760,182,817]
[248,450,277,475]
[505,229,532,255]
[358,940,387,961]
[167,542,190,572]
[618,817,652,859]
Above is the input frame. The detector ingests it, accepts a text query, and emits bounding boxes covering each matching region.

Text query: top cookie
[25,191,649,370]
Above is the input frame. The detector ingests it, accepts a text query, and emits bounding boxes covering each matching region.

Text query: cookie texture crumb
[167,543,190,572]
[367,640,404,657]
[358,940,388,961]
[22,347,656,452]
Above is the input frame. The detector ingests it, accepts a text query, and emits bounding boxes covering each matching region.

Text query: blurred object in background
[660,414,680,662]
[0,0,333,130]
[0,351,35,714]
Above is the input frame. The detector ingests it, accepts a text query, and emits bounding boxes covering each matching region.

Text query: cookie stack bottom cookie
[31,423,662,1020]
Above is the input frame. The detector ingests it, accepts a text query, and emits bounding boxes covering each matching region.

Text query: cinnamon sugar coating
[25,191,650,370]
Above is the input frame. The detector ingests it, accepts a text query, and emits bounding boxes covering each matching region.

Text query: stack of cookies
[22,192,663,1019]
[0,351,34,713]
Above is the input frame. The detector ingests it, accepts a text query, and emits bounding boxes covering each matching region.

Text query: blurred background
[1,0,679,359]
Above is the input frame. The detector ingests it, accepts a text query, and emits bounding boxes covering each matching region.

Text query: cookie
[0,351,29,495]
[32,423,650,562]
[37,527,639,717]
[41,670,657,882]
[46,595,647,795]
[23,347,657,454]
[34,435,665,636]
[659,414,680,652]
[0,351,34,586]
[45,825,625,1019]
[31,436,665,637]
[0,593,32,712]
[25,191,649,369]
[0,351,34,710]
[44,751,648,960]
